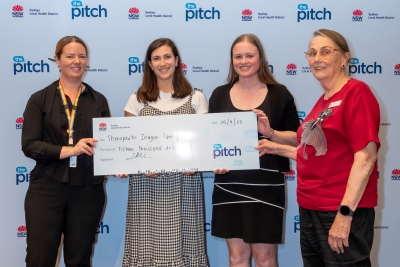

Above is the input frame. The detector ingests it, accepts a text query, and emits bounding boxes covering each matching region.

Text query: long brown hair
[227,34,277,85]
[55,36,88,59]
[136,38,192,103]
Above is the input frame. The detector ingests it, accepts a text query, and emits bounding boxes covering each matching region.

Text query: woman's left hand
[255,139,276,157]
[328,213,352,254]
[253,109,272,137]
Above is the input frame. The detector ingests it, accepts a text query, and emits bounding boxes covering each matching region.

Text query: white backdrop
[1,0,399,266]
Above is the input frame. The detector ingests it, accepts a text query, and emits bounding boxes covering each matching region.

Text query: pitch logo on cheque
[213,144,241,159]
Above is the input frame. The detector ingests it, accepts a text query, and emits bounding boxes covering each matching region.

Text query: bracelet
[265,128,274,139]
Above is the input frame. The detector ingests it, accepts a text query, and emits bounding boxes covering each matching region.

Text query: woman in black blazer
[21,36,110,267]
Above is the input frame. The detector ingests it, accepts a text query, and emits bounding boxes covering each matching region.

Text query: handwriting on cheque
[212,117,243,126]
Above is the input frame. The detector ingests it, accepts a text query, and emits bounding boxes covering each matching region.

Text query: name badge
[70,156,77,168]
[328,100,342,108]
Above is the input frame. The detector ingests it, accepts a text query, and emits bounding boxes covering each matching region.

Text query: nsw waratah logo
[12,5,24,17]
[16,117,24,129]
[391,169,400,180]
[352,10,363,21]
[242,9,252,21]
[99,123,107,131]
[181,63,187,75]
[17,225,27,237]
[394,64,400,75]
[129,7,139,19]
[285,170,296,181]
[286,63,297,75]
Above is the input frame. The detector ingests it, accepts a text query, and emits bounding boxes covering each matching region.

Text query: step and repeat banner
[1,0,399,266]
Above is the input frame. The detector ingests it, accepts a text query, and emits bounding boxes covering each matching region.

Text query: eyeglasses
[304,47,340,60]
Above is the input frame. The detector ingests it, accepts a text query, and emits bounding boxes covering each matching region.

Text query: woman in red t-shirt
[256,29,380,267]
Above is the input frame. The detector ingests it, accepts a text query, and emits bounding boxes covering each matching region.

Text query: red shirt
[297,78,380,211]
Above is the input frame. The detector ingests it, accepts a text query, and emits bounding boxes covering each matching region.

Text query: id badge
[70,156,77,168]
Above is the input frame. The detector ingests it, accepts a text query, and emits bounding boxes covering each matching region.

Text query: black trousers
[24,176,105,267]
[299,206,374,267]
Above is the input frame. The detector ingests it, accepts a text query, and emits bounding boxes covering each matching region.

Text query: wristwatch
[338,205,355,217]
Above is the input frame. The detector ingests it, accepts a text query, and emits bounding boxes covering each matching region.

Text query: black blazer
[21,80,111,185]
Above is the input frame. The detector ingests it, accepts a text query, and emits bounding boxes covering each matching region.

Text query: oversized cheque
[93,112,260,175]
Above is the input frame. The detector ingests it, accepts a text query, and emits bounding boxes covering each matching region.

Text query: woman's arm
[328,141,378,254]
[21,93,62,160]
[255,139,297,160]
[253,109,298,146]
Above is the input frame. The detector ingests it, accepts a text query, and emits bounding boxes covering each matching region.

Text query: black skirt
[211,169,285,244]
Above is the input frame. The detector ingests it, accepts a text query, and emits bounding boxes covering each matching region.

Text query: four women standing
[21,30,380,267]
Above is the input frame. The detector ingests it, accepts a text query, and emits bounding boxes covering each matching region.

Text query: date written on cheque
[211,117,243,126]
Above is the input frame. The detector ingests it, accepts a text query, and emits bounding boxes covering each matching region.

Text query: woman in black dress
[209,34,299,267]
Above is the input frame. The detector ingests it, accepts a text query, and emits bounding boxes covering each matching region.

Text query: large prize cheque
[93,112,260,175]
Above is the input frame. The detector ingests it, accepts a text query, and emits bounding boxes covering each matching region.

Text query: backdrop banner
[1,0,398,266]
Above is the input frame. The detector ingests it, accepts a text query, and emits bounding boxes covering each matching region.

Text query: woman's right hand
[213,168,229,175]
[115,174,129,178]
[73,138,98,156]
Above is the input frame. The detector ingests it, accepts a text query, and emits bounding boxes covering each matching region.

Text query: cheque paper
[93,112,260,175]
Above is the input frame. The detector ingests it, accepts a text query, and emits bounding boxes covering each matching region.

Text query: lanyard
[58,81,83,146]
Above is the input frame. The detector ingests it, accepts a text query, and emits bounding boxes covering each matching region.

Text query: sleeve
[281,86,301,132]
[123,93,143,116]
[21,93,62,161]
[344,82,380,153]
[192,90,208,114]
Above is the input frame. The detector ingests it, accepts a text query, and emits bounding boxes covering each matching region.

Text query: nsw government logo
[349,58,382,76]
[286,63,297,75]
[394,64,400,75]
[391,169,400,180]
[71,1,107,20]
[352,10,363,21]
[128,57,144,75]
[99,123,107,131]
[17,225,27,237]
[16,117,24,129]
[285,170,296,181]
[185,3,220,21]
[181,63,187,75]
[12,5,24,17]
[242,9,252,21]
[128,7,139,19]
[297,4,331,22]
